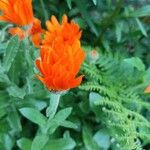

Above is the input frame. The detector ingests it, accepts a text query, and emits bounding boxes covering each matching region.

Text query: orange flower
[30,18,43,47]
[43,15,81,46]
[8,18,43,47]
[144,85,150,93]
[0,0,34,26]
[8,27,27,40]
[36,40,85,91]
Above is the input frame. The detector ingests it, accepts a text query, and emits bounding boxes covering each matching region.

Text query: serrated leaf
[3,36,20,72]
[31,135,49,150]
[19,107,47,127]
[17,138,32,150]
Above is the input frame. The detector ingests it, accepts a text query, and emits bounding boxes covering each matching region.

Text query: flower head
[8,18,43,47]
[43,15,81,46]
[0,0,34,26]
[36,40,85,91]
[36,15,85,91]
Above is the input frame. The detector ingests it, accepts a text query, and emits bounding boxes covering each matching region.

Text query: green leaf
[93,129,110,149]
[74,17,86,29]
[46,93,61,119]
[129,5,150,17]
[47,107,72,134]
[19,107,47,127]
[4,134,14,150]
[124,57,145,72]
[82,126,99,150]
[7,107,22,132]
[89,92,102,108]
[3,36,20,72]
[17,138,32,150]
[92,0,97,5]
[66,0,72,9]
[31,135,49,150]
[0,73,10,85]
[144,67,150,82]
[0,91,8,118]
[61,120,78,129]
[54,107,72,121]
[7,85,26,99]
[115,22,123,42]
[43,137,76,150]
[136,18,147,37]
[75,0,98,36]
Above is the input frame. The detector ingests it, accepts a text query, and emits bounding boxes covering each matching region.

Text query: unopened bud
[87,49,99,64]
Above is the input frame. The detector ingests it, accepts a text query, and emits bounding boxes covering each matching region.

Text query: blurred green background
[0,0,150,150]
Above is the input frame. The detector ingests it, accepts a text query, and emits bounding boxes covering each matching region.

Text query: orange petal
[144,85,150,93]
[8,27,26,40]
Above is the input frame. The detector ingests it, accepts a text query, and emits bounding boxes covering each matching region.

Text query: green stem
[46,92,61,120]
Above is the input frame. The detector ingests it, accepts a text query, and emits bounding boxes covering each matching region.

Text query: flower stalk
[46,92,61,119]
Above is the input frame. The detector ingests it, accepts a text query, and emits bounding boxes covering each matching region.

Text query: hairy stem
[46,92,61,120]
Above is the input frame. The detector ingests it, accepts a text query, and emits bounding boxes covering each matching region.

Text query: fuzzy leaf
[31,135,49,150]
[19,107,47,127]
[7,85,26,99]
[47,107,72,134]
[3,36,20,72]
[17,138,32,150]
[43,137,76,150]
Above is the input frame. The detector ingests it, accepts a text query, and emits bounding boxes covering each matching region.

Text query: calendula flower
[8,27,27,40]
[29,18,43,47]
[0,0,43,47]
[43,15,81,46]
[36,40,85,91]
[8,18,43,47]
[0,0,34,26]
[144,85,150,93]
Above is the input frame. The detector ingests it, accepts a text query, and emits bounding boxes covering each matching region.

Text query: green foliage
[80,51,150,150]
[0,0,150,150]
